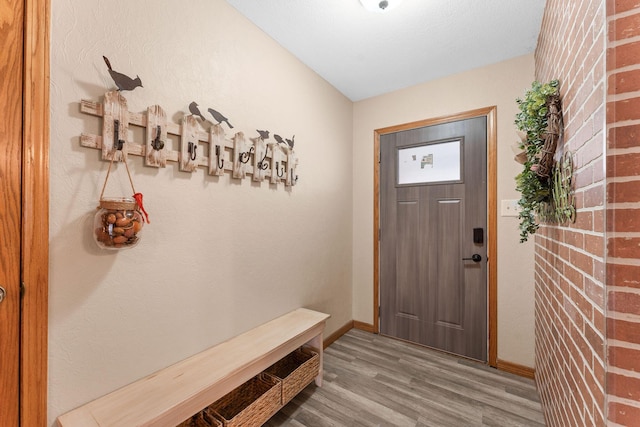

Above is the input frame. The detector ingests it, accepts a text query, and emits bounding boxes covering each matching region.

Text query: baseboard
[353,320,375,333]
[497,359,535,379]
[323,320,354,348]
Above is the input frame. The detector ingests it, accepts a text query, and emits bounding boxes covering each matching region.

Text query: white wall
[352,54,537,368]
[49,0,353,424]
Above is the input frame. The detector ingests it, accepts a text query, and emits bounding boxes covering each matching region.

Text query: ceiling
[225,0,547,101]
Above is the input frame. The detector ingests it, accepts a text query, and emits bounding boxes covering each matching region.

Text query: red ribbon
[133,193,150,224]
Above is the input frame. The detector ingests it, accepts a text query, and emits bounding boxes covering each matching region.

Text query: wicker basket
[264,347,319,405]
[205,373,281,427]
[175,411,221,427]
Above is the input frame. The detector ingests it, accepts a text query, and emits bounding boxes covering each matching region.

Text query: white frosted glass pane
[397,140,461,185]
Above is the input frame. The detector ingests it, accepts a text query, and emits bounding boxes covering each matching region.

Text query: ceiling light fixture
[359,0,403,13]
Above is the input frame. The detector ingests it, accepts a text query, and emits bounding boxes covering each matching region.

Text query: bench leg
[308,332,323,387]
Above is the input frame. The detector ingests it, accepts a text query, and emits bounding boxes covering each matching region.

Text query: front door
[379,116,487,361]
[1,0,24,423]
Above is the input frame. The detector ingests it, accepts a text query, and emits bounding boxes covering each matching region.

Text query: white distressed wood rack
[80,91,299,187]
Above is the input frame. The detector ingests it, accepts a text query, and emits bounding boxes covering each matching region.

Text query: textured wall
[534,0,607,425]
[49,0,353,423]
[606,0,640,424]
[352,54,538,367]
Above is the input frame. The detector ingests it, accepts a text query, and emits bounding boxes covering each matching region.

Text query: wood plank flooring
[265,329,545,427]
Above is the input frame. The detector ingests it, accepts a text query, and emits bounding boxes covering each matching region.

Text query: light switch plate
[501,199,521,217]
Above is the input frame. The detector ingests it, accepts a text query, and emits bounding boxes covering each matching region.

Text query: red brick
[585,277,605,307]
[575,126,600,168]
[571,249,594,276]
[573,323,596,362]
[607,208,640,232]
[593,157,605,183]
[574,190,585,210]
[607,153,640,178]
[584,321,605,360]
[535,2,617,425]
[572,285,593,320]
[594,307,606,332]
[594,259,605,282]
[609,13,640,41]
[584,234,604,257]
[607,317,640,343]
[558,243,570,263]
[608,372,640,401]
[609,345,640,372]
[564,230,585,249]
[609,69,640,94]
[608,0,640,15]
[594,356,605,387]
[607,41,640,71]
[564,296,585,328]
[585,82,604,121]
[583,185,604,208]
[594,55,606,88]
[591,407,605,427]
[593,209,604,233]
[607,262,640,288]
[573,211,594,231]
[564,263,586,289]
[608,290,640,315]
[608,401,640,427]
[608,237,640,258]
[592,105,607,137]
[608,123,640,149]
[607,180,640,203]
[607,97,640,122]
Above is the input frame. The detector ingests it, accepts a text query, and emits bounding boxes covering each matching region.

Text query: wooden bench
[56,308,330,427]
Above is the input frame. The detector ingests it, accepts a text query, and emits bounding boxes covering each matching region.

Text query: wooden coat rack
[80,91,299,187]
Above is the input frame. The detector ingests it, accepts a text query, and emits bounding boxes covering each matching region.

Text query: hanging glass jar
[94,197,144,250]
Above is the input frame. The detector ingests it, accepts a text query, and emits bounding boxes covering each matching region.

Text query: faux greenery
[514,79,560,242]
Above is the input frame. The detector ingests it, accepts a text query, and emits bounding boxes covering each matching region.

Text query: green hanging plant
[513,79,561,242]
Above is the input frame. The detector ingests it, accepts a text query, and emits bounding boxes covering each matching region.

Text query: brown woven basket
[264,347,319,405]
[205,373,281,427]
[175,411,221,427]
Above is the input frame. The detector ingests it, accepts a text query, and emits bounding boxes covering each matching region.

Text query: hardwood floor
[265,329,545,427]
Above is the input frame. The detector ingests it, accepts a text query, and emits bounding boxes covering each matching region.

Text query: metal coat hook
[188,142,198,161]
[215,145,224,169]
[276,161,285,178]
[257,149,269,170]
[113,119,125,151]
[291,169,298,183]
[239,146,254,164]
[151,125,164,150]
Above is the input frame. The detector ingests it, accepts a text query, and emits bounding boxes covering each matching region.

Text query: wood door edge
[372,106,498,368]
[21,0,50,424]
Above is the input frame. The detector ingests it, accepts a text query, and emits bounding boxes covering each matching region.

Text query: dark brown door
[0,0,24,423]
[380,117,487,361]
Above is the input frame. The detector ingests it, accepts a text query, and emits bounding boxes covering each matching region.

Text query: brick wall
[606,0,640,425]
[534,0,607,426]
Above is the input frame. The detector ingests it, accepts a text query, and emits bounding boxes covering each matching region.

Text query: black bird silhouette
[257,130,270,140]
[285,135,295,149]
[103,56,143,92]
[274,134,285,145]
[208,108,234,129]
[189,102,206,121]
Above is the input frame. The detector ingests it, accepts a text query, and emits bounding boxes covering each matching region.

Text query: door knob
[0,286,5,303]
[462,254,482,262]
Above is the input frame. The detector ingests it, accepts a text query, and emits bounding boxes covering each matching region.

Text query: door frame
[21,0,50,424]
[373,106,497,367]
